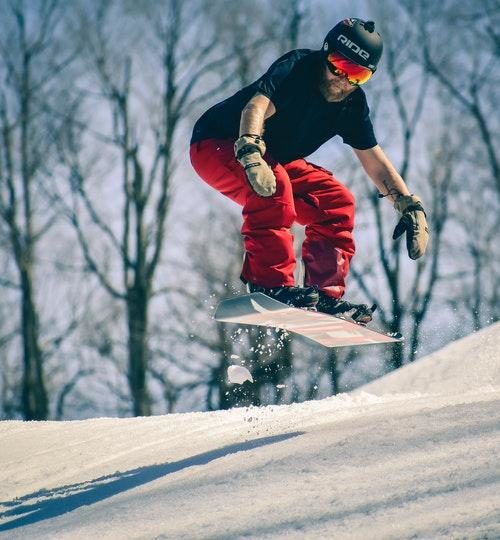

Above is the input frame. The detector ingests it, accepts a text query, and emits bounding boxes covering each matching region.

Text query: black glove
[392,195,429,260]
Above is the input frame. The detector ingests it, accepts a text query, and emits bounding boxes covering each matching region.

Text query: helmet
[322,18,383,72]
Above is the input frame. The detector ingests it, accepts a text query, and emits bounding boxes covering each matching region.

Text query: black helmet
[323,18,383,72]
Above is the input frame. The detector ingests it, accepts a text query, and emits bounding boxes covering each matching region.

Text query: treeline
[0,0,498,420]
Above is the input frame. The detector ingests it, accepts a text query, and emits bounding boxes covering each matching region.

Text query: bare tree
[0,291,20,418]
[405,128,456,360]
[0,1,76,419]
[160,206,261,410]
[410,0,500,199]
[406,0,500,331]
[56,0,235,416]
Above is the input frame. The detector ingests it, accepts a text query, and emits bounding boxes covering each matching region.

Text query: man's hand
[234,135,276,197]
[392,194,429,260]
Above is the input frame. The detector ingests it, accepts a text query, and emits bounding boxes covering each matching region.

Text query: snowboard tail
[214,293,402,348]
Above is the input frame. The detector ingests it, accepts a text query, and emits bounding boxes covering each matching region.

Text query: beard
[318,77,357,102]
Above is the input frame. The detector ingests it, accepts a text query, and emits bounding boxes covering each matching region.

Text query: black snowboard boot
[316,291,376,324]
[248,283,319,309]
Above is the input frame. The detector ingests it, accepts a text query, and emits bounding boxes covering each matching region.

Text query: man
[190,18,429,323]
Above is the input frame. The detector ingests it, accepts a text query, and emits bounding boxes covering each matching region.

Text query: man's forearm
[239,93,276,137]
[369,167,411,203]
[353,145,428,259]
[353,146,410,203]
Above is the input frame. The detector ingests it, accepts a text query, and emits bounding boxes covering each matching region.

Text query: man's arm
[353,145,410,202]
[353,144,429,260]
[234,93,277,197]
[239,93,276,136]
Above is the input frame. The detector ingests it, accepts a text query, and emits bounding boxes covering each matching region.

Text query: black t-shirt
[191,49,377,163]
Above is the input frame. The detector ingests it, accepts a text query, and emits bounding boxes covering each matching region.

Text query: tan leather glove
[392,194,429,260]
[234,135,276,197]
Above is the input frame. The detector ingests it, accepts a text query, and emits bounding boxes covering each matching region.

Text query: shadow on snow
[0,431,303,532]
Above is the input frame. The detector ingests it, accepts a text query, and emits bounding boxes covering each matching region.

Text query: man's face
[319,64,358,102]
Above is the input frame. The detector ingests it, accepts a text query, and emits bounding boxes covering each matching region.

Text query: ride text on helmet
[337,34,370,60]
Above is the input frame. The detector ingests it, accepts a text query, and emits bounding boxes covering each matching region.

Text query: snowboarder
[190,18,429,324]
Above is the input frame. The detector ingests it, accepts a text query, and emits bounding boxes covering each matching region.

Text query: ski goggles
[326,52,374,86]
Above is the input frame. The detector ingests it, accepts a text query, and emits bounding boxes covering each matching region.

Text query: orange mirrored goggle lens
[326,53,373,86]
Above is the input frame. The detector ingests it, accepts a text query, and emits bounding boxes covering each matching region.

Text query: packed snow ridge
[1,323,499,539]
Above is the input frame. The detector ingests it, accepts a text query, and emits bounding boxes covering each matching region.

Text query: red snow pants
[190,138,356,299]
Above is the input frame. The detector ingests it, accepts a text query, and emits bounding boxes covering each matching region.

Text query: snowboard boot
[248,283,319,309]
[316,291,376,325]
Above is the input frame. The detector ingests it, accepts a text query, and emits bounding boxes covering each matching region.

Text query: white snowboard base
[214,293,402,348]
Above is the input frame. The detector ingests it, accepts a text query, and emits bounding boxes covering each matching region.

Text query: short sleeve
[338,92,378,150]
[254,50,304,101]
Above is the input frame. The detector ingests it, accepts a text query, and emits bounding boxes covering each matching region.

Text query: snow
[358,322,500,396]
[227,365,254,384]
[1,323,499,539]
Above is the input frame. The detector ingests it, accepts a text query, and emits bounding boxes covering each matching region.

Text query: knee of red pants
[242,200,297,234]
[299,178,356,270]
[330,186,355,229]
[288,160,356,229]
[306,182,355,229]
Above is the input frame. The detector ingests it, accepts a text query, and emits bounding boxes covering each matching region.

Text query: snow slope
[358,322,500,396]
[1,323,499,539]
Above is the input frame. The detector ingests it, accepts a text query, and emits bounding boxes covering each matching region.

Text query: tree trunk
[127,288,151,416]
[272,332,293,404]
[388,305,405,371]
[217,358,231,410]
[20,266,47,420]
[327,350,339,395]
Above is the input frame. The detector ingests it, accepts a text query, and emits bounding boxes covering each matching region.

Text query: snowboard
[214,292,402,348]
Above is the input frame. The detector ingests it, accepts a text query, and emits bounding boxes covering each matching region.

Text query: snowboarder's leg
[286,159,356,299]
[190,139,296,287]
[285,160,375,323]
